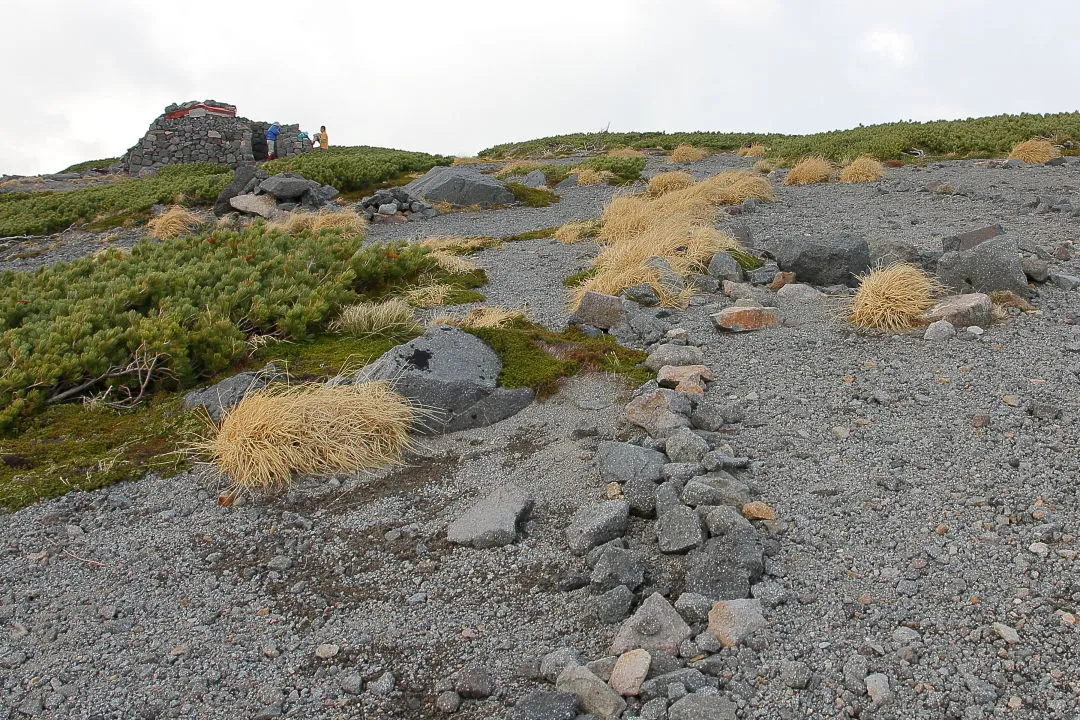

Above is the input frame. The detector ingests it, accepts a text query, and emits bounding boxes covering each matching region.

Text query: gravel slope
[1,154,1078,719]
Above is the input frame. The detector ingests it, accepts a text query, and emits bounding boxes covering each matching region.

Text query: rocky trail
[1,154,1079,720]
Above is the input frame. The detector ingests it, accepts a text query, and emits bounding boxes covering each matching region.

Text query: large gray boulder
[258,173,321,201]
[936,233,1031,296]
[214,165,260,216]
[229,193,278,219]
[358,325,533,433]
[404,166,516,208]
[770,233,870,286]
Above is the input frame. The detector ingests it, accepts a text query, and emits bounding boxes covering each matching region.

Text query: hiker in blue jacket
[266,123,281,160]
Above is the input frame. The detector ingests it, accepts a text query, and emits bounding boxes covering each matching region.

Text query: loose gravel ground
[1,154,1078,719]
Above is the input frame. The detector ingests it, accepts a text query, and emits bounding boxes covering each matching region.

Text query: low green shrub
[506,182,559,207]
[60,158,120,173]
[0,164,232,236]
[479,112,1080,163]
[494,163,575,186]
[577,156,646,184]
[264,146,451,194]
[0,223,452,430]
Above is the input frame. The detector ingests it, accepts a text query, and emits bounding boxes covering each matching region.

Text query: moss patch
[467,322,650,397]
[503,227,559,242]
[563,267,599,287]
[0,395,201,512]
[506,182,560,208]
[252,334,417,380]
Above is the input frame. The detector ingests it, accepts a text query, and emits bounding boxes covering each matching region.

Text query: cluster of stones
[356,188,438,224]
[518,344,780,719]
[119,100,311,177]
[213,167,339,219]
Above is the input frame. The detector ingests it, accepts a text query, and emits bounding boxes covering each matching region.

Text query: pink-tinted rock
[922,293,993,328]
[656,365,715,395]
[711,307,780,332]
[608,650,651,697]
[624,390,691,438]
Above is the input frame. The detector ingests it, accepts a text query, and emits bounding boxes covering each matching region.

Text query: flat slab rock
[446,484,534,548]
[711,306,780,332]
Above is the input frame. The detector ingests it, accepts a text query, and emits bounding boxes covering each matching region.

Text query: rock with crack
[358,325,533,433]
[707,598,766,647]
[936,233,1031,296]
[598,441,665,484]
[657,365,714,395]
[569,291,627,330]
[566,501,630,555]
[922,294,993,328]
[446,483,534,548]
[404,165,516,207]
[609,592,692,655]
[554,665,626,720]
[769,233,871,286]
[625,389,693,438]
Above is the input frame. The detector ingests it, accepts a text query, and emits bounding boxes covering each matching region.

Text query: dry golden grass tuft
[554,219,603,244]
[429,305,528,330]
[648,171,697,196]
[499,160,540,176]
[451,156,488,165]
[568,171,770,308]
[403,282,454,308]
[275,208,366,235]
[148,206,203,240]
[753,158,778,174]
[839,155,885,183]
[1007,138,1060,164]
[989,289,1036,312]
[574,167,615,186]
[419,235,495,254]
[431,200,483,214]
[737,144,767,157]
[429,250,481,274]
[330,298,421,338]
[849,263,942,331]
[607,147,646,158]
[197,381,414,492]
[783,156,834,185]
[669,145,710,163]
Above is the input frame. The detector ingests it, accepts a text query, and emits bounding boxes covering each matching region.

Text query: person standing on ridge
[265,123,281,160]
[313,125,329,150]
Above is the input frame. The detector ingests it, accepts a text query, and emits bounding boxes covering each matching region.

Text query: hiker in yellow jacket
[312,126,329,150]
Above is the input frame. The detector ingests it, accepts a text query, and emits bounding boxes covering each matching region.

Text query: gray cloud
[3,0,1079,175]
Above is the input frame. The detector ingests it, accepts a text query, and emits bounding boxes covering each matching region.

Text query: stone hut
[119,100,312,176]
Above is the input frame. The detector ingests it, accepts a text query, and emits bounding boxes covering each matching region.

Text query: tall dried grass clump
[499,160,540,176]
[554,219,602,244]
[783,156,833,185]
[669,145,710,163]
[199,382,414,492]
[404,282,453,308]
[429,305,527,329]
[451,156,488,165]
[148,206,202,240]
[419,235,495,254]
[575,167,615,186]
[1007,138,1060,164]
[753,158,778,174]
[648,171,696,196]
[276,208,366,235]
[736,144,767,157]
[607,147,646,158]
[429,250,481,274]
[839,156,885,183]
[330,298,420,338]
[849,263,941,331]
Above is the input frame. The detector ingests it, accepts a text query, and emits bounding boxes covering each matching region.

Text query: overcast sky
[3,0,1078,176]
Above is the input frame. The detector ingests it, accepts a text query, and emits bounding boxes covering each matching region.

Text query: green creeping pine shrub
[263,146,452,194]
[577,157,646,184]
[60,157,120,173]
[494,163,575,187]
[506,183,559,207]
[478,112,1080,163]
[0,164,232,236]
[0,224,448,430]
